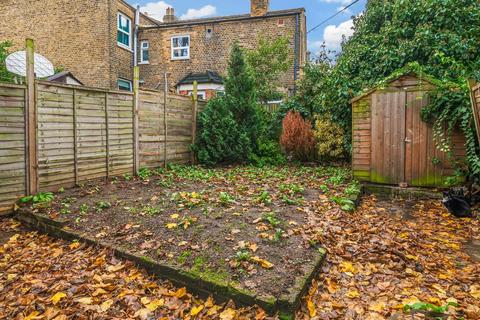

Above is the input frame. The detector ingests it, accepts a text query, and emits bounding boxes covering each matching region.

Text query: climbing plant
[0,41,14,83]
[293,0,480,176]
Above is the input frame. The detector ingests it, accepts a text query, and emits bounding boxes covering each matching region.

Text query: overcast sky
[128,0,367,56]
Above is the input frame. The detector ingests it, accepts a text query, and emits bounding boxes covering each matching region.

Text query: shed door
[370,90,447,187]
[370,92,406,184]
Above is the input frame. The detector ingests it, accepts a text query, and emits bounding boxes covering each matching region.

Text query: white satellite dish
[6,51,55,78]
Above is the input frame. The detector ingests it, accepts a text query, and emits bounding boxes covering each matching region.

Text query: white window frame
[140,40,149,64]
[171,35,190,60]
[117,12,132,50]
[118,78,133,92]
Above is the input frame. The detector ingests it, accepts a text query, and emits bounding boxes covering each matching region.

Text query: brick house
[0,0,306,97]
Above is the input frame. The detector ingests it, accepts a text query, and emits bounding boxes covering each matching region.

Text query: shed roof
[176,71,223,87]
[350,71,440,104]
[47,71,84,85]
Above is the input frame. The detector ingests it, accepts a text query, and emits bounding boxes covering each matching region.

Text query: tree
[246,37,291,103]
[193,98,250,166]
[225,41,263,153]
[0,41,14,83]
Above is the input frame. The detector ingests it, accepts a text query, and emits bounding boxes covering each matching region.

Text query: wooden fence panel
[37,83,75,190]
[108,92,134,176]
[0,84,26,212]
[139,90,165,168]
[0,81,203,214]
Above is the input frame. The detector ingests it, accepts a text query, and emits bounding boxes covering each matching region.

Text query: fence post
[133,66,140,174]
[468,79,480,144]
[104,92,110,179]
[25,38,38,195]
[73,89,78,185]
[191,81,198,164]
[163,73,168,168]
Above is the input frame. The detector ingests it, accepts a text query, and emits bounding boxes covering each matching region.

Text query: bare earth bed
[18,165,355,315]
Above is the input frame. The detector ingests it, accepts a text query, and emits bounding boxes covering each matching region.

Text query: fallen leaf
[220,308,237,320]
[190,305,204,316]
[250,256,274,269]
[166,223,177,229]
[346,290,360,299]
[307,299,316,317]
[175,287,187,298]
[100,299,114,312]
[76,297,93,305]
[51,292,67,305]
[146,299,164,311]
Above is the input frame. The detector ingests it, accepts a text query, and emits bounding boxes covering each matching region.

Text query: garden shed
[351,73,466,188]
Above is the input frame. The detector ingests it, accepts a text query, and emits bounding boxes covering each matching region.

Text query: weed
[142,205,162,216]
[218,192,235,206]
[123,173,132,181]
[344,181,360,196]
[403,301,458,319]
[279,183,304,196]
[95,201,111,213]
[273,228,284,242]
[263,212,283,228]
[177,250,192,264]
[256,190,272,205]
[235,250,251,262]
[281,195,304,206]
[20,192,54,204]
[138,168,154,181]
[320,184,329,193]
[79,204,89,215]
[330,196,355,212]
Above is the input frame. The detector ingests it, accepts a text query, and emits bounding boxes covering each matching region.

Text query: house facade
[0,0,306,97]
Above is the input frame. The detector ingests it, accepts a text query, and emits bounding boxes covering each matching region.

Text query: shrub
[248,139,286,167]
[280,111,315,161]
[313,115,346,161]
[193,97,250,166]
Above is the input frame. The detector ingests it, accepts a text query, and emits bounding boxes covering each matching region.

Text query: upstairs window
[140,41,149,63]
[117,13,131,49]
[118,78,132,91]
[171,35,190,60]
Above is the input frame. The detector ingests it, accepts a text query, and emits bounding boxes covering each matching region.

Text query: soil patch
[19,165,356,315]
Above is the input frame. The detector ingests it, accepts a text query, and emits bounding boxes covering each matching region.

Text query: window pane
[172,38,179,48]
[180,49,188,57]
[142,42,149,48]
[118,79,132,91]
[142,50,149,62]
[181,37,189,47]
[118,32,129,46]
[173,49,180,57]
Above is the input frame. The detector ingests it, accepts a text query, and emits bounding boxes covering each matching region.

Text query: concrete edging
[15,208,326,319]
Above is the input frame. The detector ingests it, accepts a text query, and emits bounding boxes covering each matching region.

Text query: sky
[128,0,367,56]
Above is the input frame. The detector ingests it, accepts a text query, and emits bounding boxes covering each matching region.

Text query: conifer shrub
[280,111,315,161]
[313,115,346,161]
[193,98,250,166]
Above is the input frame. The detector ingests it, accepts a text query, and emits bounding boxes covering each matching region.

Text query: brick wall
[138,12,306,94]
[0,0,112,88]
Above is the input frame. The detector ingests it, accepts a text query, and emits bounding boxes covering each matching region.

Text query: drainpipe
[293,13,300,96]
[133,5,140,67]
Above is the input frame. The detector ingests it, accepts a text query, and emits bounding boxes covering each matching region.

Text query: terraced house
[0,0,307,98]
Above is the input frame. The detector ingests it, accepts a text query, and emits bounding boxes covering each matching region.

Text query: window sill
[171,57,190,61]
[138,61,150,65]
[117,43,133,53]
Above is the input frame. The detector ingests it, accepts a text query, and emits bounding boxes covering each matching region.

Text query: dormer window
[171,35,190,60]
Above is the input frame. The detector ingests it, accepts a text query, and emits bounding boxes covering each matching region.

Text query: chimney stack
[251,0,269,17]
[163,7,177,23]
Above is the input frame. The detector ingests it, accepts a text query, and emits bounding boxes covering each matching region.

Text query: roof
[350,71,438,104]
[142,8,305,30]
[47,71,84,85]
[176,71,224,86]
